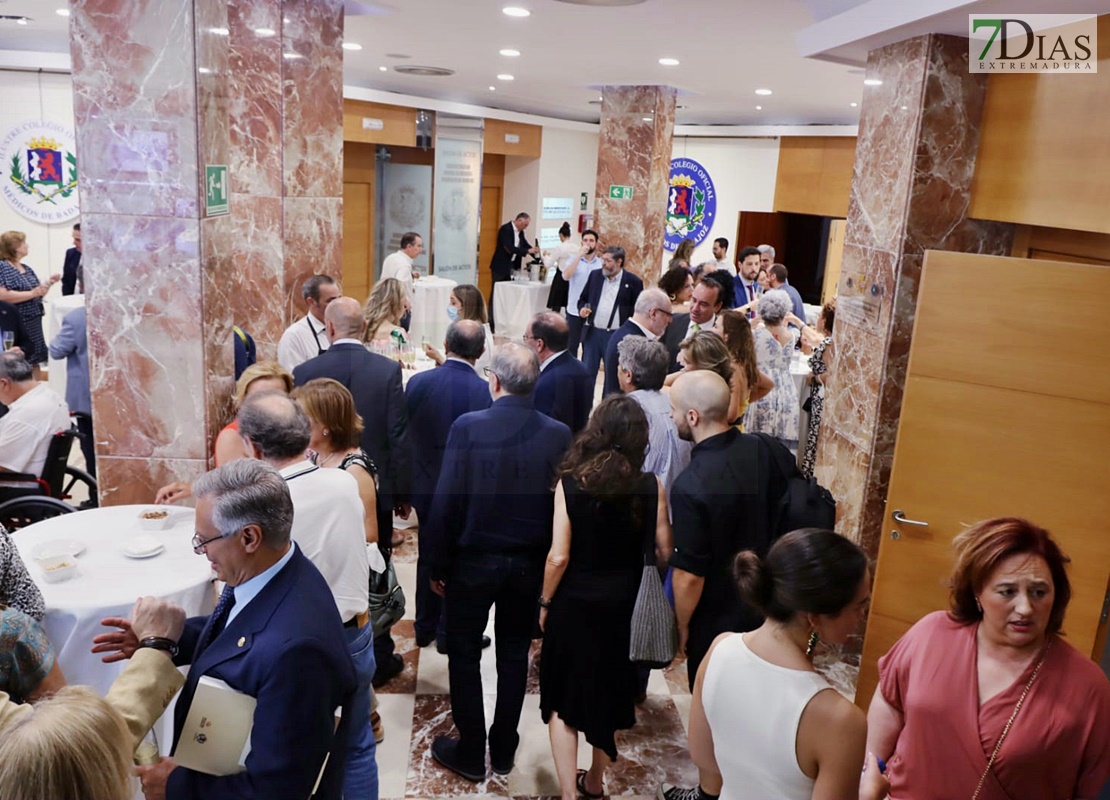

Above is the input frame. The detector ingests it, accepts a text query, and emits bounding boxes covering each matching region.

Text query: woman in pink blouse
[867,517,1110,800]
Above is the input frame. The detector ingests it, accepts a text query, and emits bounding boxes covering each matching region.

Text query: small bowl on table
[37,554,78,583]
[137,508,172,531]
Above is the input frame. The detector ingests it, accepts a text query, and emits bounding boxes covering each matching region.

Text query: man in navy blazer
[423,343,571,781]
[405,320,492,648]
[601,288,673,398]
[526,311,593,434]
[61,223,82,295]
[293,296,413,681]
[577,245,643,380]
[109,460,356,800]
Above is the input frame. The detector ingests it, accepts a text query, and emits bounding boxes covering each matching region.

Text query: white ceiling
[0,0,1104,127]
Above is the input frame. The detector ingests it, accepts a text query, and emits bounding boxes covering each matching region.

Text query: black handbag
[367,558,405,639]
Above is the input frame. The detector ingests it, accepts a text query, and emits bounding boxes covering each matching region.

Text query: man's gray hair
[0,352,33,383]
[757,244,776,259]
[193,460,294,548]
[634,288,671,316]
[618,337,669,391]
[237,392,311,461]
[758,289,792,325]
[490,342,539,396]
[445,319,486,361]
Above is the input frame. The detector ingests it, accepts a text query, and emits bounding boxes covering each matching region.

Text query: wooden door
[342,182,373,303]
[734,210,787,262]
[857,250,1110,708]
[822,218,846,304]
[477,185,502,301]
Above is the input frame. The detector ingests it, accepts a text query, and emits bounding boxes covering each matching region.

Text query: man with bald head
[423,343,571,781]
[601,287,672,397]
[526,311,593,434]
[294,295,413,686]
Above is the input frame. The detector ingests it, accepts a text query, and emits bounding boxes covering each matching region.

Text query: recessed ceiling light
[343,42,363,51]
[500,48,521,57]
[378,66,388,72]
[864,78,883,86]
[502,6,530,16]
[850,102,858,107]
[497,73,514,81]
[16,17,28,25]
[642,116,653,121]
[490,86,497,91]
[658,57,679,66]
[901,105,908,110]
[255,27,276,37]
[755,105,762,110]
[56,8,70,17]
[283,52,302,60]
[210,27,229,35]
[755,88,772,96]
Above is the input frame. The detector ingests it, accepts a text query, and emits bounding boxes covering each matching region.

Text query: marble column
[593,86,676,284]
[814,34,1014,557]
[69,0,343,503]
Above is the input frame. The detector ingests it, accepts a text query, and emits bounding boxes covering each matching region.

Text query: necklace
[316,450,342,468]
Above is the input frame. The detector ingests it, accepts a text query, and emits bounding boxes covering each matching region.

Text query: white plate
[31,539,86,561]
[123,545,165,559]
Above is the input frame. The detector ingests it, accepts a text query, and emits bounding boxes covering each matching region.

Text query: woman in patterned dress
[742,290,800,450]
[789,302,835,477]
[0,231,61,370]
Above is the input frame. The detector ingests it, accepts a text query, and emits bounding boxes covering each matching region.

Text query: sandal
[576,769,605,799]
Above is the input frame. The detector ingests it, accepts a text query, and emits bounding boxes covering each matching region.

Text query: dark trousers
[75,412,96,478]
[489,273,510,334]
[445,551,542,766]
[565,313,586,359]
[581,327,613,380]
[413,495,444,643]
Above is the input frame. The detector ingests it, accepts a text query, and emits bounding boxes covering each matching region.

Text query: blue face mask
[446,304,459,321]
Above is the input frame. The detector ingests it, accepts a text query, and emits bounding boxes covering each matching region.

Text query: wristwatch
[137,636,180,657]
[538,596,552,609]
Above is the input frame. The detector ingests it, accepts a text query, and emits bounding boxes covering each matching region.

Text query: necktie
[201,585,236,649]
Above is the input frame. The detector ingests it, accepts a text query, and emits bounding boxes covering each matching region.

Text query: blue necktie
[201,585,236,650]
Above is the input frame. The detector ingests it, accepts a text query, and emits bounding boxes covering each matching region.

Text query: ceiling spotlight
[658,57,679,66]
[343,42,363,51]
[497,73,514,81]
[283,52,303,60]
[755,88,772,96]
[254,27,276,37]
[490,86,497,91]
[901,105,908,110]
[642,116,653,121]
[16,17,28,25]
[863,78,883,86]
[502,6,531,16]
[500,48,521,57]
[850,102,858,107]
[755,105,762,110]
[378,66,388,71]
[56,8,70,17]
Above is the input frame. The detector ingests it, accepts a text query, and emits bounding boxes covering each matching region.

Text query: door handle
[892,509,929,527]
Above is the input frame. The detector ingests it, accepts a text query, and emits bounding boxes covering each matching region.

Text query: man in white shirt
[381,232,423,329]
[236,390,377,798]
[712,237,732,273]
[562,229,601,359]
[276,274,341,372]
[0,352,70,476]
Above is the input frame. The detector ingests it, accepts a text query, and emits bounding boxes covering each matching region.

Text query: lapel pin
[237,637,246,648]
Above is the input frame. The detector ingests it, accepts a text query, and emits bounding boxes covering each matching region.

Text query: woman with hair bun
[545,222,578,312]
[686,529,887,800]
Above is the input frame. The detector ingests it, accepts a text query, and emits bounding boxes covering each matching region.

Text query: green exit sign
[205,164,229,217]
[609,184,633,200]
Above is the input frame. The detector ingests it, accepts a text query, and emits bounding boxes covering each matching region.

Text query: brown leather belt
[344,610,371,630]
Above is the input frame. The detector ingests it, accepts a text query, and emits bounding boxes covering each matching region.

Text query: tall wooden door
[342,182,373,304]
[477,185,502,302]
[857,250,1110,708]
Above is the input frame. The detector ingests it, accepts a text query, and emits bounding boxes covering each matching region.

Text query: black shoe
[431,736,486,782]
[371,654,404,688]
[490,748,515,776]
[436,634,492,655]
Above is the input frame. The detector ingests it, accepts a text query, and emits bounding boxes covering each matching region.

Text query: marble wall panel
[70,0,199,219]
[97,457,208,508]
[228,0,283,198]
[202,212,238,455]
[814,428,870,545]
[594,86,677,284]
[228,194,285,347]
[283,196,343,319]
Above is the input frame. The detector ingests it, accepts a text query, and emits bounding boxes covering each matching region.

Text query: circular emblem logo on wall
[1,120,80,224]
[664,157,716,253]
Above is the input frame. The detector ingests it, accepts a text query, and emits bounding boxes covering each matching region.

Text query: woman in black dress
[539,395,672,800]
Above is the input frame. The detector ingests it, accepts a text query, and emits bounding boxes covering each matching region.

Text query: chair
[0,428,98,530]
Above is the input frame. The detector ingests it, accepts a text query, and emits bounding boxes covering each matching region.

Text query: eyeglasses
[653,308,674,320]
[191,528,238,554]
[483,366,498,379]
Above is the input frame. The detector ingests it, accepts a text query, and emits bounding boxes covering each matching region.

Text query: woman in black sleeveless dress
[539,395,672,799]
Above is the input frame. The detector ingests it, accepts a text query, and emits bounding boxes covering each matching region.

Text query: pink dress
[878,611,1110,800]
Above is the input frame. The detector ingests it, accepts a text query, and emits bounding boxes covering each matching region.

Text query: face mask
[446,304,459,321]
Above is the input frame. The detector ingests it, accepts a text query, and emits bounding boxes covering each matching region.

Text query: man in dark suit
[661,276,725,372]
[526,311,593,434]
[405,319,492,649]
[293,296,412,684]
[108,460,356,800]
[61,223,82,296]
[488,212,538,332]
[424,343,571,781]
[600,287,672,397]
[577,245,643,380]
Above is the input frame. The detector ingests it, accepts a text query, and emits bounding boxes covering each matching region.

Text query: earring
[975,597,982,614]
[323,429,330,437]
[805,630,819,658]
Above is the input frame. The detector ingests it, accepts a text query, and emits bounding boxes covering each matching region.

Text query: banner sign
[664,157,716,253]
[1,120,80,224]
[433,136,482,285]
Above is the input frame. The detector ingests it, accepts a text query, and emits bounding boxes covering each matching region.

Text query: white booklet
[174,676,255,776]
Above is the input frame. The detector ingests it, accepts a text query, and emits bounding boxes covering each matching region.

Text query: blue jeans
[344,621,379,800]
[581,327,613,380]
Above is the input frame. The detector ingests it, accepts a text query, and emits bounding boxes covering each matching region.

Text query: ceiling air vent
[393,65,455,77]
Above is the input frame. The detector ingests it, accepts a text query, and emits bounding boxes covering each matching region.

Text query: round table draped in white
[20,504,215,696]
[493,279,551,340]
[408,276,457,350]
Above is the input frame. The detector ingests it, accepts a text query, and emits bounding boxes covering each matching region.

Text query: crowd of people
[0,220,1106,800]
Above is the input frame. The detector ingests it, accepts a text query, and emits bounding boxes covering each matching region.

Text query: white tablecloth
[45,293,85,400]
[409,276,457,350]
[20,504,214,696]
[493,280,550,340]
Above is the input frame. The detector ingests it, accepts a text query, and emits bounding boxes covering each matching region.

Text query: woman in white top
[422,284,495,377]
[544,222,579,311]
[687,529,888,800]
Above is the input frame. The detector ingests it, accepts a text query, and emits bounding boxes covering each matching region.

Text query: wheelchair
[0,427,98,530]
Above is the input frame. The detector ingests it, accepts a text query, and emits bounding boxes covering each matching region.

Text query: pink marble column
[815,35,1013,556]
[69,0,343,503]
[593,86,676,284]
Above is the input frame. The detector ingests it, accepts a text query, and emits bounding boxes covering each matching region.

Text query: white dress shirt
[277,313,329,372]
[593,270,623,331]
[381,250,415,295]
[0,383,70,475]
[539,350,567,372]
